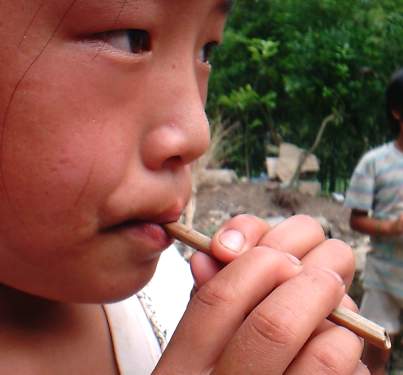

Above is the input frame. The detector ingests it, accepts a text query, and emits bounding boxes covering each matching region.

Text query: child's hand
[154,215,368,375]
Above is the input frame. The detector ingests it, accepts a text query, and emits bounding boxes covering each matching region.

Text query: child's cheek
[0,98,131,256]
[0,135,107,251]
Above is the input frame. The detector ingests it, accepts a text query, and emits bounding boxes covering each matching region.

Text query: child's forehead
[5,0,231,38]
[48,0,233,23]
[8,0,233,13]
[77,0,233,30]
[121,0,232,12]
[98,0,233,15]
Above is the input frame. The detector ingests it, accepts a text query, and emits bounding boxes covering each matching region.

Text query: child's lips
[101,206,183,232]
[122,222,172,251]
[108,220,174,252]
[100,207,183,251]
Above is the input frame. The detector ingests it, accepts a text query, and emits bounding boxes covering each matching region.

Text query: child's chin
[80,260,159,304]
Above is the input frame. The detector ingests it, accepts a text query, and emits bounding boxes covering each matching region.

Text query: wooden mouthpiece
[163,221,391,351]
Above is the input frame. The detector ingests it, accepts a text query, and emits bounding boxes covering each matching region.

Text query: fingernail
[322,268,345,285]
[285,253,302,266]
[219,229,245,252]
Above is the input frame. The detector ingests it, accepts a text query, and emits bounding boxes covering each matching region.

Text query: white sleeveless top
[103,246,194,375]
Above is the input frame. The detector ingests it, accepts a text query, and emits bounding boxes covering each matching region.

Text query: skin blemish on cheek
[73,119,107,207]
[171,64,176,70]
[0,0,79,219]
[73,158,97,207]
[18,1,46,48]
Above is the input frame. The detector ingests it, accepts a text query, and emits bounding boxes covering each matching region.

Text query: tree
[207,0,403,190]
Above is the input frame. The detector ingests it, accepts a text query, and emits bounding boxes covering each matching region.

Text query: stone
[298,181,321,196]
[197,168,237,188]
[275,143,319,183]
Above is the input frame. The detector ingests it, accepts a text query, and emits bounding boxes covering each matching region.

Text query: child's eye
[199,42,218,64]
[99,29,151,54]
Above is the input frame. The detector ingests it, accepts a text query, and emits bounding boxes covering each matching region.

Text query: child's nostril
[162,155,183,170]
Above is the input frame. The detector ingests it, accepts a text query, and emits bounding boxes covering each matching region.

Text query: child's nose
[140,69,210,171]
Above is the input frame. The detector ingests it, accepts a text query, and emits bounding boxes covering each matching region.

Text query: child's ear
[392,109,401,121]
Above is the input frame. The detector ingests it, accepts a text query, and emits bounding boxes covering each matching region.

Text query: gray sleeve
[344,153,375,212]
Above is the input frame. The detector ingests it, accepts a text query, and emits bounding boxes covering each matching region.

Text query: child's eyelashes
[98,29,151,55]
[199,41,219,65]
[88,29,218,65]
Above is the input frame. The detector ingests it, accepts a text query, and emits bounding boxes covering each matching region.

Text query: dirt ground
[194,181,361,246]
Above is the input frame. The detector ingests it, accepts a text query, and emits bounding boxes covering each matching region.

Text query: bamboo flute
[163,221,391,351]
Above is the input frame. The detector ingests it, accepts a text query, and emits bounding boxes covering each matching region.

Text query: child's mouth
[103,220,174,252]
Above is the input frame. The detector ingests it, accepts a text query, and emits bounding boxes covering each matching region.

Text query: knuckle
[247,246,278,260]
[310,346,345,375]
[326,238,355,267]
[247,247,294,272]
[192,280,236,310]
[308,329,362,375]
[304,268,343,293]
[247,306,297,347]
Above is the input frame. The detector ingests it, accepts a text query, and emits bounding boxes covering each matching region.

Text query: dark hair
[386,68,403,136]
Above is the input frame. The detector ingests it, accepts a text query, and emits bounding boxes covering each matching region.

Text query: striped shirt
[345,142,403,220]
[345,142,403,298]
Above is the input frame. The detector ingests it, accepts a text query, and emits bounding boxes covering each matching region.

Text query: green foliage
[207,0,403,189]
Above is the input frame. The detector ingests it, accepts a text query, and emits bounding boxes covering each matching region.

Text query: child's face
[0,0,229,302]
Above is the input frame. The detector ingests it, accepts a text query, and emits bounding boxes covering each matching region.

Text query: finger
[190,251,223,288]
[212,266,346,375]
[312,294,359,336]
[284,326,363,375]
[259,215,325,259]
[194,214,320,286]
[155,247,302,374]
[192,253,359,343]
[210,214,270,263]
[340,294,359,312]
[301,238,356,288]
